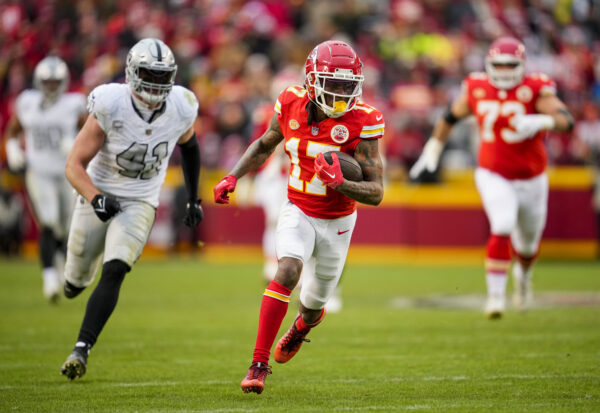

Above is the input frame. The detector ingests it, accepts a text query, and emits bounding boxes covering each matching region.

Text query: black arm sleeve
[558,108,575,132]
[178,133,201,201]
[443,105,459,125]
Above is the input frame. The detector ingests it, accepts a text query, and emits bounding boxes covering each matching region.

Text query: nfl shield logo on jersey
[311,126,319,136]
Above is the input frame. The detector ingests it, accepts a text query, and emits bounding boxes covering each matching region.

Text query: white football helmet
[125,38,177,105]
[33,56,69,101]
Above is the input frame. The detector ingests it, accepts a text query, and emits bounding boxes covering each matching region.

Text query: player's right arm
[409,87,472,179]
[65,114,106,202]
[213,113,284,203]
[3,114,26,171]
[66,114,122,221]
[231,113,285,178]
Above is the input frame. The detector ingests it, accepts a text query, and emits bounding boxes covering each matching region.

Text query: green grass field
[1,257,599,412]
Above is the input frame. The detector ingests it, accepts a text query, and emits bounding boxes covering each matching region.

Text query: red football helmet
[485,37,526,90]
[304,40,364,118]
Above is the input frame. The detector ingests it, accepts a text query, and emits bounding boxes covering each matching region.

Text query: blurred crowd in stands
[1,0,600,253]
[2,0,600,173]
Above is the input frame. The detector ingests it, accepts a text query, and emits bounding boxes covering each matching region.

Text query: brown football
[322,151,363,182]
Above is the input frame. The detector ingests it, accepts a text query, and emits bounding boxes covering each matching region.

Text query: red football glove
[314,152,344,189]
[213,175,238,204]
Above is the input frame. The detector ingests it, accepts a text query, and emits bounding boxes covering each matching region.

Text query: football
[322,151,363,182]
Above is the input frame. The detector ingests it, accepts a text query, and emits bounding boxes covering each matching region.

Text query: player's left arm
[535,95,575,133]
[177,126,203,226]
[336,139,384,206]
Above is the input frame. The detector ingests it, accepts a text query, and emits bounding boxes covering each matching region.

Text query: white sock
[486,273,507,297]
[513,261,532,283]
[54,252,66,283]
[42,267,59,285]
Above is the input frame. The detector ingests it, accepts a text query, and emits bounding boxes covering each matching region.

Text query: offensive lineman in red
[410,37,574,318]
[213,40,384,394]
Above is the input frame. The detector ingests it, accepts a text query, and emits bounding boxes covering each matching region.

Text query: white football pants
[276,201,356,310]
[64,195,156,288]
[475,167,548,257]
[26,171,75,238]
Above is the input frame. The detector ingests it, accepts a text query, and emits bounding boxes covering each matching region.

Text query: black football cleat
[61,343,90,380]
[63,280,86,299]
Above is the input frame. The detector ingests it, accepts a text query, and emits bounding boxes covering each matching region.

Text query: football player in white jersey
[3,56,87,302]
[59,38,203,380]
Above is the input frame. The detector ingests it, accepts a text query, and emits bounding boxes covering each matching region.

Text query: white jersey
[86,83,198,208]
[16,90,86,175]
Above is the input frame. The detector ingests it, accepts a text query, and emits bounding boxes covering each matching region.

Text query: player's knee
[489,218,515,235]
[100,259,131,287]
[514,245,538,263]
[486,234,511,260]
[274,257,303,289]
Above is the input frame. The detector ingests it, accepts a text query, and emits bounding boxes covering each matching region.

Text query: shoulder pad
[467,72,488,81]
[64,92,87,110]
[275,85,306,115]
[356,102,385,139]
[16,89,39,107]
[87,83,126,115]
[170,86,199,119]
[524,73,557,96]
[527,72,552,82]
[284,85,307,98]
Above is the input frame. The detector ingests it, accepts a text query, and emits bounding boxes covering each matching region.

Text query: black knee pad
[100,260,131,287]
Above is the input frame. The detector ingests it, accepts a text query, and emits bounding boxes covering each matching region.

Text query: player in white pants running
[4,56,87,302]
[59,38,204,380]
[410,37,574,318]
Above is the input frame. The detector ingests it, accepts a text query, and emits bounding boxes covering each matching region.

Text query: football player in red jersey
[214,40,385,394]
[410,37,574,319]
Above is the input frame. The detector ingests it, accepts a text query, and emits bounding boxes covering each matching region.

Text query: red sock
[252,281,291,364]
[485,234,511,275]
[295,308,326,333]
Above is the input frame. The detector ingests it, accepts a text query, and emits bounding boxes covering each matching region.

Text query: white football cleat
[513,277,533,312]
[485,294,505,319]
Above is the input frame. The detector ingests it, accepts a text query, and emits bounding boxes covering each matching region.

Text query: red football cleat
[274,314,311,364]
[241,362,272,394]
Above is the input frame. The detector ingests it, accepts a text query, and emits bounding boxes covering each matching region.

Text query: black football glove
[91,194,122,222]
[184,199,203,227]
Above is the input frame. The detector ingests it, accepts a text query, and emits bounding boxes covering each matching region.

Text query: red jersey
[275,86,384,219]
[465,72,557,179]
